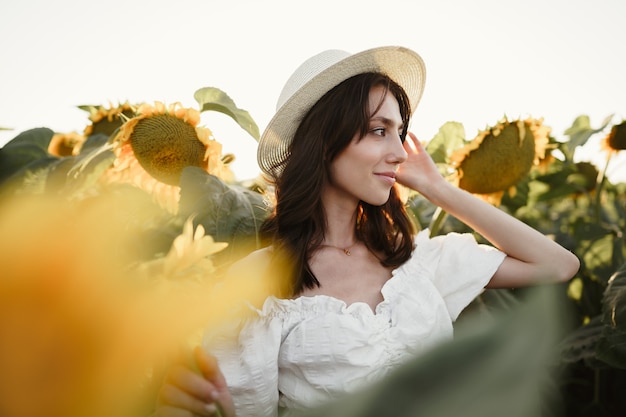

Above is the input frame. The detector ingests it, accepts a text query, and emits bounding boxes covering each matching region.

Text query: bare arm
[397,132,579,288]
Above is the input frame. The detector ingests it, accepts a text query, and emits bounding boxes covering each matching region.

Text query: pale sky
[1,0,625,181]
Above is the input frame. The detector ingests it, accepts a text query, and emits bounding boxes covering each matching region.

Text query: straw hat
[257,45,426,178]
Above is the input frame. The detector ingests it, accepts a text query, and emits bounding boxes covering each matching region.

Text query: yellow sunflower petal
[48,132,86,157]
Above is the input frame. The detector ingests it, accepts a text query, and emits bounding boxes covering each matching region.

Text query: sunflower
[103,101,233,213]
[573,161,600,193]
[0,193,245,416]
[534,134,559,174]
[48,131,86,157]
[82,101,137,138]
[450,117,550,205]
[600,120,626,155]
[136,217,228,286]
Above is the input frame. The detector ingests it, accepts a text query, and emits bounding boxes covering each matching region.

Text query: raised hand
[396,131,447,199]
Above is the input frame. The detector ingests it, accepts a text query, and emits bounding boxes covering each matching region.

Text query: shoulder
[228,246,273,276]
[407,230,505,281]
[224,247,277,307]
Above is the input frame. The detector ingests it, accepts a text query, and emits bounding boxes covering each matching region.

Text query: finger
[194,347,235,417]
[155,403,221,417]
[407,131,424,150]
[154,404,198,417]
[403,132,417,153]
[167,364,218,402]
[159,383,219,416]
[194,346,228,389]
[177,345,201,373]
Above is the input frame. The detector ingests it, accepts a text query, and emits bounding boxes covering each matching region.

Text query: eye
[371,127,386,137]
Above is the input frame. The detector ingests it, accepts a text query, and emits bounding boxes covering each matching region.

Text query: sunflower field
[0,86,624,417]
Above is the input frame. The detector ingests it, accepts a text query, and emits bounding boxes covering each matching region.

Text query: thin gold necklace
[320,242,357,256]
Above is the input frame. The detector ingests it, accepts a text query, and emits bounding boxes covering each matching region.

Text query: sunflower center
[129,114,205,185]
[89,109,135,137]
[608,122,626,150]
[459,121,536,194]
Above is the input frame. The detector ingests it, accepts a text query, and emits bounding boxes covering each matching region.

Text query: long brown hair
[261,72,417,297]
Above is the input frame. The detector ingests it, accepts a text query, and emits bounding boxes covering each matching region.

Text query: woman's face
[326,85,408,207]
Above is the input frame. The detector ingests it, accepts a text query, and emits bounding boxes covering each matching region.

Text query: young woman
[156,46,580,417]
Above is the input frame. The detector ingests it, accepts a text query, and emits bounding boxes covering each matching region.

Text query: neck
[319,183,361,247]
[322,207,359,248]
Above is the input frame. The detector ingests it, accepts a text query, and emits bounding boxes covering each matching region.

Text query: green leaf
[2,127,54,152]
[460,288,521,323]
[296,287,564,417]
[562,114,613,160]
[583,235,615,274]
[60,145,116,196]
[0,155,58,194]
[43,157,81,192]
[477,288,521,311]
[178,167,270,258]
[194,87,260,141]
[558,315,605,367]
[78,133,110,153]
[597,262,626,369]
[533,181,584,202]
[426,121,467,165]
[0,142,50,185]
[500,176,531,212]
[76,104,100,114]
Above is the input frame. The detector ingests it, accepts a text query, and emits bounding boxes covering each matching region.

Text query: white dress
[203,230,506,417]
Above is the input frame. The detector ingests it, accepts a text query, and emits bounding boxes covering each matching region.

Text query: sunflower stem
[429,206,449,238]
[593,153,612,222]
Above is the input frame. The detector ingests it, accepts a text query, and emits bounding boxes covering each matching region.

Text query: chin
[362,194,392,207]
[359,185,394,207]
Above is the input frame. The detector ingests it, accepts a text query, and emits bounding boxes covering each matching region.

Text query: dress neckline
[265,262,408,317]
[258,231,428,318]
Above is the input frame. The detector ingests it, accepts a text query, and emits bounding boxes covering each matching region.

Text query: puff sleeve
[202,311,283,417]
[410,230,506,320]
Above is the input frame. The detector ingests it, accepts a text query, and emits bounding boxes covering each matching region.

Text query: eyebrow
[370,116,405,131]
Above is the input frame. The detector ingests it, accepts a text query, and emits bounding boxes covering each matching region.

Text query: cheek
[329,153,361,184]
[328,141,381,185]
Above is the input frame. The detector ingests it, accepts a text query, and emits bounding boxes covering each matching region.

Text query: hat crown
[276,49,350,111]
[259,46,426,179]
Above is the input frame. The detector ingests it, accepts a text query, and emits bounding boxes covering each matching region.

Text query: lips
[374,172,397,186]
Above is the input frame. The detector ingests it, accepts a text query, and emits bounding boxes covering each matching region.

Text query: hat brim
[257,46,426,178]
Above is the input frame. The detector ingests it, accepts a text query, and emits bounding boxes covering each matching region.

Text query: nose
[388,132,408,164]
